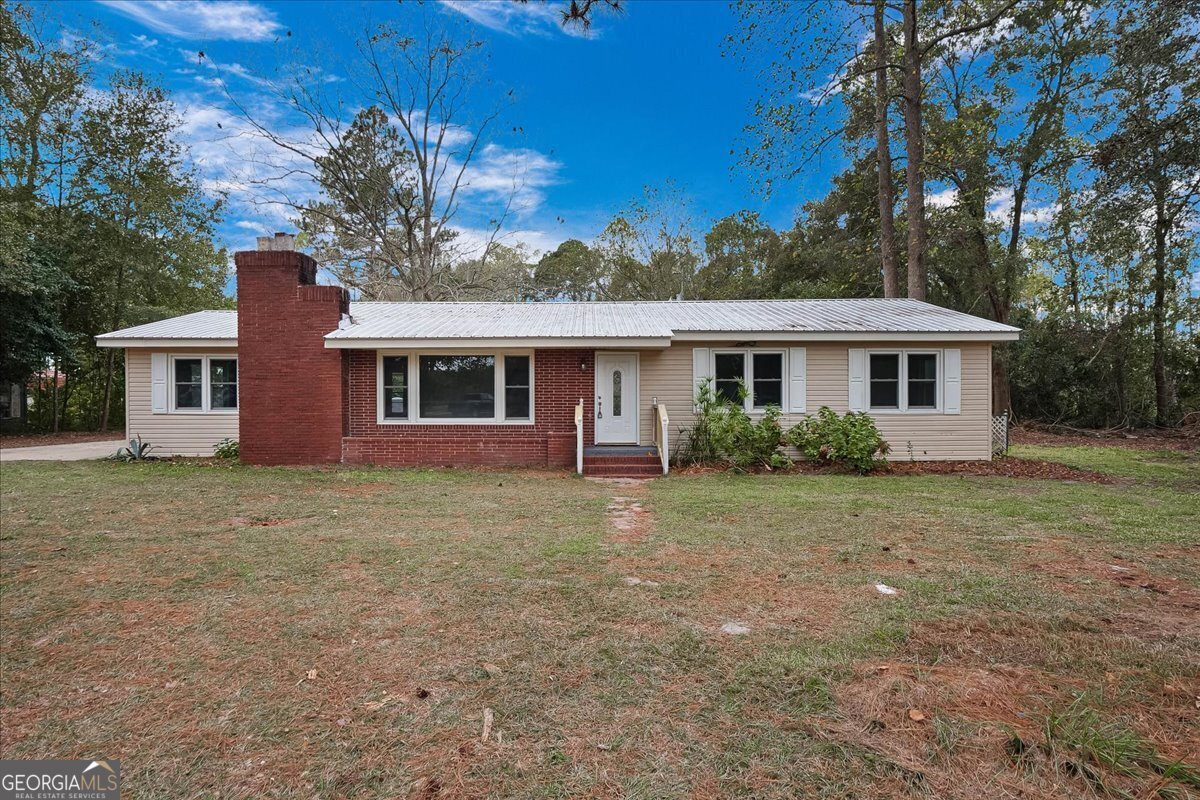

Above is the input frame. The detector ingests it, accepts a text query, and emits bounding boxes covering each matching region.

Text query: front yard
[1,446,1197,798]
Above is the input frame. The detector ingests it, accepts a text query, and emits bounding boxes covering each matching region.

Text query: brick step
[584,464,663,477]
[583,456,663,466]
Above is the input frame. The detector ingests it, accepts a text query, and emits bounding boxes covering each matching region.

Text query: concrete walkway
[0,440,125,462]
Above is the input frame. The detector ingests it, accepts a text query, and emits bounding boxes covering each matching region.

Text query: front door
[595,352,639,444]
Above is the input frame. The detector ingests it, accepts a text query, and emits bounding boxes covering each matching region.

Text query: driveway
[0,440,125,462]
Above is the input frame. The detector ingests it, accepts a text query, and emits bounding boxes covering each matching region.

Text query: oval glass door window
[612,370,622,416]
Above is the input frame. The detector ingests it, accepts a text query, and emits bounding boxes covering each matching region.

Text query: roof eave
[95,337,238,348]
[323,336,674,349]
[669,330,1020,342]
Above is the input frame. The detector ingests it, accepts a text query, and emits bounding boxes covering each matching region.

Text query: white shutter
[691,347,710,410]
[848,348,866,412]
[788,347,807,413]
[943,348,961,414]
[151,352,168,413]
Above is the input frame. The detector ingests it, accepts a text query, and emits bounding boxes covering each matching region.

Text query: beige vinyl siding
[125,348,239,456]
[635,340,993,461]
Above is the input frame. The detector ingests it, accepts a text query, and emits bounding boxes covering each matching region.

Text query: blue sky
[46,0,843,260]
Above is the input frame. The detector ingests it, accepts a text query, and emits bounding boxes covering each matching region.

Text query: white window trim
[710,348,786,413]
[866,349,942,414]
[168,354,239,414]
[375,350,535,425]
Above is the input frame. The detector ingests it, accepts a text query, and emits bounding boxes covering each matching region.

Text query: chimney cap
[256,232,297,252]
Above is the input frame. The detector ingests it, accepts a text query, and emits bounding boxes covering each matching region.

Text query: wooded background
[2,0,1197,433]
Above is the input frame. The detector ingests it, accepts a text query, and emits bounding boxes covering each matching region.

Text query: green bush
[675,379,791,471]
[213,438,240,459]
[787,406,890,474]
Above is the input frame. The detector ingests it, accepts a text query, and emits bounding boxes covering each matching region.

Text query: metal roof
[97,300,1020,347]
[96,310,237,345]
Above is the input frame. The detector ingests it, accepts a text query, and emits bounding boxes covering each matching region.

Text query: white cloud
[132,33,158,48]
[458,143,563,218]
[926,187,959,209]
[180,49,272,88]
[440,0,592,38]
[98,1,284,42]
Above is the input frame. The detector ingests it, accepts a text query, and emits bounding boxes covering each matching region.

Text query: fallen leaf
[908,709,927,722]
[482,663,502,678]
[306,669,318,681]
[481,708,494,743]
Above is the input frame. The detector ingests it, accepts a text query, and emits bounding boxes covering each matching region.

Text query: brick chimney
[235,233,349,465]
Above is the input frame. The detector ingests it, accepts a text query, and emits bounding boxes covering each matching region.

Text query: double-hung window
[377,352,533,423]
[711,349,785,411]
[867,351,939,412]
[171,356,238,412]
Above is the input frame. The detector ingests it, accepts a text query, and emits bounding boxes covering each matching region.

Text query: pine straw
[676,457,1116,483]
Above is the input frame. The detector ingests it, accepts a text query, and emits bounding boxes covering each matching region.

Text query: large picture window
[420,355,495,419]
[170,355,238,413]
[711,350,784,411]
[867,350,940,412]
[377,352,533,424]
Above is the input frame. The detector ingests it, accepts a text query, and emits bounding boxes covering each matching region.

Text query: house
[96,234,1020,475]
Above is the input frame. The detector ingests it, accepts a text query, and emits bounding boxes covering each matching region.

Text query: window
[612,369,623,416]
[174,358,203,409]
[382,356,408,419]
[713,353,745,404]
[420,355,495,419]
[907,353,938,409]
[505,356,530,420]
[867,350,939,412]
[869,354,900,409]
[210,359,238,409]
[752,352,783,409]
[171,356,238,412]
[378,352,533,424]
[711,350,784,410]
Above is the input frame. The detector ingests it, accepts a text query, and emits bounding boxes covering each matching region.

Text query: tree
[1092,1,1200,425]
[693,211,780,300]
[596,183,702,300]
[239,22,517,300]
[533,239,604,300]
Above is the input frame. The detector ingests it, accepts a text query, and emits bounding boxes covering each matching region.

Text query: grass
[1,446,1197,798]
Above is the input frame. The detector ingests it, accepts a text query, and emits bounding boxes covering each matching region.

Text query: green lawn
[1,449,1197,798]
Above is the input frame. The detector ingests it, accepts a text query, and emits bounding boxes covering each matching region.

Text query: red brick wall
[342,349,595,467]
[235,250,349,465]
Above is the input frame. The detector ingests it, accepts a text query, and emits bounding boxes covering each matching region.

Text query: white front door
[595,352,639,444]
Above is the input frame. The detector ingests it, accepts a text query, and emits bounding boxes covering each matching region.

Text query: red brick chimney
[235,233,349,465]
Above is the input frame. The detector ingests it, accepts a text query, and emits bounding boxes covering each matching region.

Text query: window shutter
[944,348,961,414]
[691,348,710,410]
[151,353,168,413]
[848,348,866,412]
[788,347,807,413]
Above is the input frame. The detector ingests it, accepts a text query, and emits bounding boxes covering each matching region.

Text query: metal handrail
[574,398,584,474]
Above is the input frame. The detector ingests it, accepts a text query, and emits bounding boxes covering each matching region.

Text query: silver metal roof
[97,300,1020,347]
[96,310,237,344]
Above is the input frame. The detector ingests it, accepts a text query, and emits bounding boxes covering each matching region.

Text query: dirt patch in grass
[677,457,1115,482]
[1012,423,1199,452]
[0,430,125,448]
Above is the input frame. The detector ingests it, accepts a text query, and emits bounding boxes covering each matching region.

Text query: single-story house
[96,234,1020,476]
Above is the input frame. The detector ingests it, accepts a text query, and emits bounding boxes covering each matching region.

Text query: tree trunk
[902,0,927,301]
[875,0,900,298]
[1151,184,1170,426]
[51,361,61,434]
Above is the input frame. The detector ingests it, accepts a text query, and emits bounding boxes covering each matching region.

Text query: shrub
[675,379,792,471]
[787,406,890,474]
[108,435,155,462]
[213,438,240,459]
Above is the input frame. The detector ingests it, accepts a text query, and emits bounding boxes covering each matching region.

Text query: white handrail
[653,400,669,475]
[574,398,584,475]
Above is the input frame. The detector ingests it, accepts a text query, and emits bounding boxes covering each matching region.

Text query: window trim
[375,349,536,425]
[710,348,786,413]
[866,349,942,414]
[168,354,239,414]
